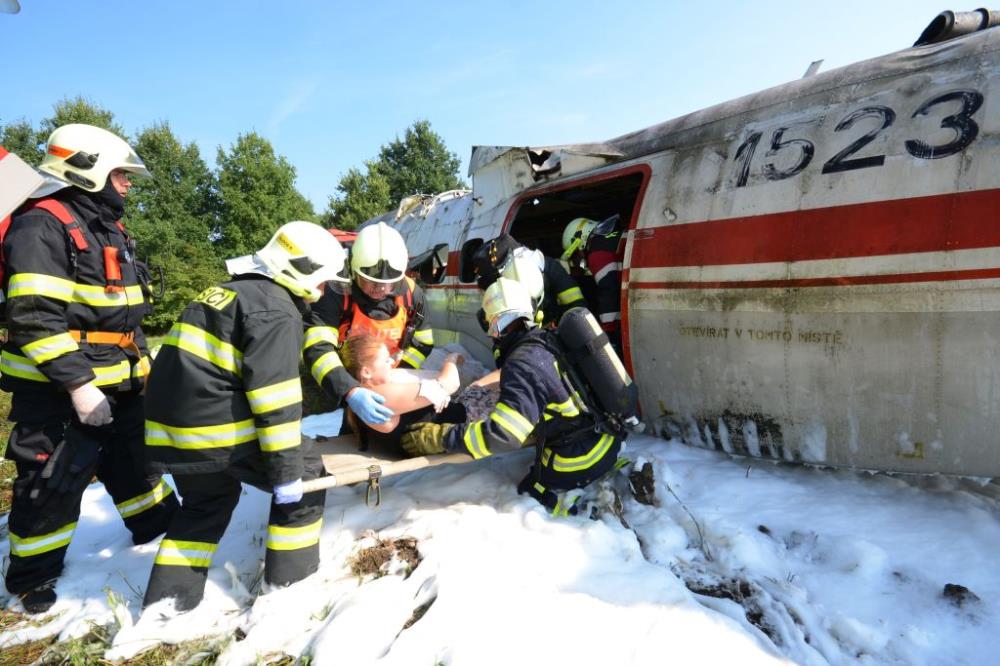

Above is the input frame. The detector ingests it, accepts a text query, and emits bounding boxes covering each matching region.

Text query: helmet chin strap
[272,272,321,303]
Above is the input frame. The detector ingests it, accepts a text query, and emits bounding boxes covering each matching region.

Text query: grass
[0,388,13,515]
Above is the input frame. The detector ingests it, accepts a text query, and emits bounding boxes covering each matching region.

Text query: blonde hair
[340,334,386,381]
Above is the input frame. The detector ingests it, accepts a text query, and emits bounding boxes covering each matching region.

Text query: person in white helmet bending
[1,124,178,615]
[303,221,435,434]
[141,221,348,613]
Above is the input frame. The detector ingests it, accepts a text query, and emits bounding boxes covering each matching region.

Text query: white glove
[273,478,303,504]
[419,379,450,413]
[68,382,113,426]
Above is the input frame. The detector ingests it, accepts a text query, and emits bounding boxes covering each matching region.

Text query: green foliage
[325,120,465,229]
[0,119,43,165]
[215,132,316,258]
[324,162,392,231]
[125,122,227,331]
[41,95,123,136]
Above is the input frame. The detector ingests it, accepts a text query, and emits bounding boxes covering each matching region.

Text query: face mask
[95,178,125,219]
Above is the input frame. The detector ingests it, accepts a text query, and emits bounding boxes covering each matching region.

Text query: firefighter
[472,233,586,329]
[1,124,178,614]
[142,221,348,612]
[303,221,434,429]
[561,216,624,356]
[399,278,624,516]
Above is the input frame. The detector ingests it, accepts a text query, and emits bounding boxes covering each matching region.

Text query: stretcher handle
[300,452,470,493]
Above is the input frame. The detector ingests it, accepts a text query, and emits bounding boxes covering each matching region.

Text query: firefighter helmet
[257,221,349,302]
[499,247,545,301]
[482,277,537,338]
[38,124,150,192]
[560,217,598,260]
[351,222,408,284]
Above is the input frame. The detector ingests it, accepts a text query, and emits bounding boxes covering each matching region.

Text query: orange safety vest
[340,277,416,356]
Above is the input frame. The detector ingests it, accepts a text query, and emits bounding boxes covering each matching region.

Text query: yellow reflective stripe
[557,286,584,305]
[490,402,533,443]
[7,273,75,301]
[266,518,322,551]
[164,322,243,375]
[116,478,174,519]
[412,328,434,345]
[304,326,339,349]
[400,347,426,368]
[10,522,77,557]
[548,433,616,473]
[131,356,150,378]
[22,332,79,364]
[311,350,343,384]
[247,378,302,414]
[154,539,217,568]
[463,421,491,459]
[546,397,580,418]
[145,418,258,450]
[72,284,145,308]
[0,350,49,381]
[93,360,132,386]
[257,421,301,452]
[552,494,577,517]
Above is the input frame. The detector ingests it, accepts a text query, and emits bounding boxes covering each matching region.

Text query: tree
[40,96,122,136]
[323,162,392,231]
[215,132,315,258]
[125,122,226,331]
[0,119,43,165]
[325,120,465,229]
[376,120,465,203]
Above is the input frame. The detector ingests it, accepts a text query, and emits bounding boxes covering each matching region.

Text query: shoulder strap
[26,199,90,252]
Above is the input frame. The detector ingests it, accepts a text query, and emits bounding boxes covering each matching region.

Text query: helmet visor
[356,258,403,283]
[488,311,527,338]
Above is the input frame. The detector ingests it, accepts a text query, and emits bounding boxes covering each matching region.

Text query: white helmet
[482,277,537,338]
[561,217,598,260]
[256,221,349,302]
[39,124,150,192]
[499,247,545,301]
[351,222,408,284]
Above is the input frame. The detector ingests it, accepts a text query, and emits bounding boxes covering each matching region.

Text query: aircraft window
[460,238,484,283]
[407,243,449,285]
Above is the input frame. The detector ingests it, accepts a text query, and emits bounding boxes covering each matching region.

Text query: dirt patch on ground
[349,536,421,579]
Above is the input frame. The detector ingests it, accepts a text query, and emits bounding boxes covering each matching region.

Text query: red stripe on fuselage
[629,188,1000,269]
[630,267,1000,290]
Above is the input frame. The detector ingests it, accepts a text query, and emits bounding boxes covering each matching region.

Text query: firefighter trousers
[4,391,179,595]
[142,438,327,612]
[518,432,623,516]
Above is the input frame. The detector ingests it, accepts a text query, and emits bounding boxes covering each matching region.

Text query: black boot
[21,582,57,614]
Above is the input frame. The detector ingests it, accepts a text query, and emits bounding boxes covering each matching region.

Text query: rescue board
[306,435,470,492]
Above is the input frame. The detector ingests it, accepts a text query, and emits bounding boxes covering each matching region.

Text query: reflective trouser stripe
[266,518,322,552]
[116,479,175,519]
[542,433,616,473]
[9,522,77,557]
[490,402,533,443]
[153,539,217,568]
[463,421,491,459]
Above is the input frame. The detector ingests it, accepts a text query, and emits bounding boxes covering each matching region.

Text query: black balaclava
[93,177,125,220]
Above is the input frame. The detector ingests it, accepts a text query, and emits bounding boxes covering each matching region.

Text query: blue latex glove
[346,387,394,425]
[273,478,303,504]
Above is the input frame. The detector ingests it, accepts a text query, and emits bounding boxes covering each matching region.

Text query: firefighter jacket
[303,276,433,404]
[540,255,586,327]
[1,188,150,418]
[585,231,623,350]
[442,327,618,482]
[144,276,306,486]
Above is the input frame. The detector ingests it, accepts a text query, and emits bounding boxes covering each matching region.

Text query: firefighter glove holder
[273,478,304,504]
[401,423,450,457]
[346,387,394,425]
[68,382,113,426]
[30,424,102,504]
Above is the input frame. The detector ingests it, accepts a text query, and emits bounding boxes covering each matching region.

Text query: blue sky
[2,1,955,211]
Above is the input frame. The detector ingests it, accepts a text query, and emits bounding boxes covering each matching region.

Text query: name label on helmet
[276,232,303,256]
[195,286,237,311]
